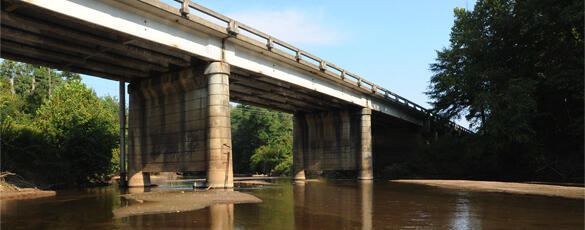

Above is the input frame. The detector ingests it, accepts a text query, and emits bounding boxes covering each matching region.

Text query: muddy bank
[113,190,262,218]
[0,189,56,200]
[0,173,56,200]
[391,179,585,199]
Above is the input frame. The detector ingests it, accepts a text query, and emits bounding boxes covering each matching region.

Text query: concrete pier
[293,114,306,180]
[205,62,233,188]
[358,108,373,180]
[126,63,233,188]
[119,80,127,186]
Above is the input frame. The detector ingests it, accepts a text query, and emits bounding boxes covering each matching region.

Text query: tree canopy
[231,104,293,175]
[1,60,120,187]
[426,0,583,181]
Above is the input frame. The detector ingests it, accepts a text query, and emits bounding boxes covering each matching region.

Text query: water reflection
[361,181,373,230]
[1,179,583,229]
[450,195,482,230]
[210,204,233,230]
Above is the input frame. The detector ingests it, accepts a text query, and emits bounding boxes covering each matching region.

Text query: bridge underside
[0,1,353,114]
[1,0,456,187]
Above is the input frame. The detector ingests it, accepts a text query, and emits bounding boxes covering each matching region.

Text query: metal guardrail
[170,0,473,134]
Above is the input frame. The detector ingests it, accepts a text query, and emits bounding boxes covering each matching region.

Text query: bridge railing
[168,0,472,134]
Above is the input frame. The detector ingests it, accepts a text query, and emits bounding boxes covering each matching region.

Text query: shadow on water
[1,178,583,229]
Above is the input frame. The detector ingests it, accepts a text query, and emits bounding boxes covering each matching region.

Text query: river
[1,179,583,229]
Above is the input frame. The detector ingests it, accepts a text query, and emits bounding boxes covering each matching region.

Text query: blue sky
[82,0,476,127]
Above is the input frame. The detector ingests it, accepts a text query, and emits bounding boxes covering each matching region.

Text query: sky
[82,0,477,127]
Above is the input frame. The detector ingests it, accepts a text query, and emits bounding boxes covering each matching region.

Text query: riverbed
[1,179,583,229]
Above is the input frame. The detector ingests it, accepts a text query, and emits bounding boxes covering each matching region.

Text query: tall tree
[427,0,583,181]
[231,104,293,175]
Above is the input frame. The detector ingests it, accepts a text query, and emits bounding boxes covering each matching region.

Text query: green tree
[427,0,583,181]
[1,59,119,187]
[35,80,119,185]
[231,105,293,175]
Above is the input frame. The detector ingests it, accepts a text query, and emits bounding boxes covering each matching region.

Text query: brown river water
[1,179,583,229]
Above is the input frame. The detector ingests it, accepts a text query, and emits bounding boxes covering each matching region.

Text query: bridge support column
[358,108,373,180]
[119,80,127,186]
[205,62,233,188]
[293,113,306,180]
[127,81,151,188]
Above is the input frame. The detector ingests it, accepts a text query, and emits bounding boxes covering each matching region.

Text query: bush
[1,80,120,187]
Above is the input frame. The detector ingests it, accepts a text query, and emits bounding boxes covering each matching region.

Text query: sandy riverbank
[0,174,56,200]
[113,190,262,218]
[391,179,584,199]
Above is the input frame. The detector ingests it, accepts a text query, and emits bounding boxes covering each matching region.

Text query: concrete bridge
[1,0,471,187]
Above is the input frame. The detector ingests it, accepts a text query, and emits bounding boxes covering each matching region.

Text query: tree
[34,80,119,185]
[1,60,119,187]
[427,0,583,181]
[231,104,293,175]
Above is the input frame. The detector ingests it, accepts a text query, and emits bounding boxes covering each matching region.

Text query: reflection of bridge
[1,0,470,187]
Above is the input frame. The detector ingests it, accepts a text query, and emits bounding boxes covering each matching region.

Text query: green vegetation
[231,105,293,176]
[1,60,120,188]
[425,0,583,182]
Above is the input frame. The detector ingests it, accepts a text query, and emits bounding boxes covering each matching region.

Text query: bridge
[1,0,470,187]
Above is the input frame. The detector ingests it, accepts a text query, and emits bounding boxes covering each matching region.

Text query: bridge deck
[0,0,471,133]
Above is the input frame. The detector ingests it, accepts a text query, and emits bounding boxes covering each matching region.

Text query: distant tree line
[422,0,583,182]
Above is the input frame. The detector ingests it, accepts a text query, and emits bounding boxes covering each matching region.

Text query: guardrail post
[180,0,189,16]
[295,50,302,62]
[267,37,274,50]
[319,60,326,72]
[227,20,239,35]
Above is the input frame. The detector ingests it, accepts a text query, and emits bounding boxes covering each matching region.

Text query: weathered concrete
[127,63,233,188]
[127,66,209,186]
[204,62,234,188]
[293,109,379,179]
[294,110,360,172]
[292,114,306,180]
[127,171,151,188]
[358,108,373,180]
[119,80,126,186]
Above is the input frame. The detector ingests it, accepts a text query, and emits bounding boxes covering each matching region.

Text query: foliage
[426,0,583,181]
[231,105,293,175]
[36,81,119,185]
[0,60,119,187]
